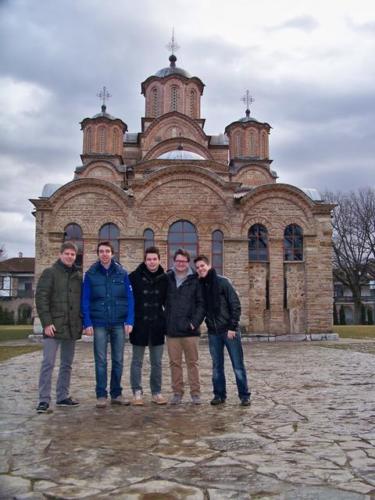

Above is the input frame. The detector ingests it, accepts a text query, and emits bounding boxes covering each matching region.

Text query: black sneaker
[210,397,225,406]
[36,402,49,413]
[56,397,79,407]
[240,398,251,407]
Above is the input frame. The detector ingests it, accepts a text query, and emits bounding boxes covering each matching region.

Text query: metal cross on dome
[166,28,180,55]
[97,86,112,107]
[241,90,255,112]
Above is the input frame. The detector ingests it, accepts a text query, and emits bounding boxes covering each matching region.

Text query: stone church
[31,51,334,337]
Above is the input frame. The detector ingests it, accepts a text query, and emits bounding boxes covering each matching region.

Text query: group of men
[35,241,251,413]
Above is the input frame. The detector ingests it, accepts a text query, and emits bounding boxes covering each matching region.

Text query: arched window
[168,220,198,268]
[234,131,242,157]
[144,228,155,252]
[260,131,267,158]
[248,224,268,261]
[64,223,84,268]
[284,224,303,261]
[189,88,197,118]
[151,87,159,117]
[98,126,107,153]
[99,223,120,259]
[112,129,119,153]
[249,130,256,156]
[212,230,223,275]
[170,85,179,112]
[85,127,93,153]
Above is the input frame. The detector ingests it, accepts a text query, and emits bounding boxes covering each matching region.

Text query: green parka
[35,259,82,340]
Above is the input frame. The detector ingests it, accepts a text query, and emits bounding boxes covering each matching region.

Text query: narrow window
[190,89,197,118]
[248,224,268,261]
[212,230,223,275]
[144,228,155,252]
[170,85,179,112]
[99,223,120,259]
[85,127,92,153]
[284,224,303,261]
[98,126,107,153]
[168,220,198,268]
[112,129,119,153]
[152,87,159,117]
[64,223,84,268]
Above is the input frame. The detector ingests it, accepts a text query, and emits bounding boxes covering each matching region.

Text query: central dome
[158,150,205,160]
[154,54,191,79]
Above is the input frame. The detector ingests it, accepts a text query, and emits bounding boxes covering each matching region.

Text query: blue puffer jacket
[82,259,134,328]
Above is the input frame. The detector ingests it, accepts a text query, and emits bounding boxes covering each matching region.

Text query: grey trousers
[38,337,76,403]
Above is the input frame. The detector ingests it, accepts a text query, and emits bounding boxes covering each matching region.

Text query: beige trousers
[167,336,200,396]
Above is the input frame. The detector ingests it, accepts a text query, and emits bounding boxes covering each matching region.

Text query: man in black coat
[194,254,251,406]
[129,247,168,405]
[166,248,205,405]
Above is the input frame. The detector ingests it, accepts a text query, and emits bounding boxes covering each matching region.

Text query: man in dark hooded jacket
[194,254,251,406]
[129,246,168,405]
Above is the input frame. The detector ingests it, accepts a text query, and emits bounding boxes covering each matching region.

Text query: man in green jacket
[35,242,82,413]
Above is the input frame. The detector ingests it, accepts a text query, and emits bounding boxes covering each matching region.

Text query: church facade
[31,53,334,337]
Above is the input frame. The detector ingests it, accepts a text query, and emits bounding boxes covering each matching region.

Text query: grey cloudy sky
[0,0,374,257]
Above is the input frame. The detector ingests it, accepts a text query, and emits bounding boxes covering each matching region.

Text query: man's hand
[227,330,236,340]
[84,326,94,336]
[124,324,133,335]
[44,324,56,337]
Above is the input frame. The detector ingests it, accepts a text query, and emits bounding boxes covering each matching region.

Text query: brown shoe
[152,393,168,405]
[132,390,144,406]
[111,395,130,406]
[96,398,108,408]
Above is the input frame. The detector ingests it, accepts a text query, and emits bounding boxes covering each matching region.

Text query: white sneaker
[132,390,144,406]
[152,393,168,405]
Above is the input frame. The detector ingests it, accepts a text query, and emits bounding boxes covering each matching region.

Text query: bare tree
[0,244,7,261]
[324,189,375,324]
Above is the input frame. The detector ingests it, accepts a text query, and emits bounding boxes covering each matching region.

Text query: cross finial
[241,90,255,116]
[97,86,111,111]
[166,28,180,56]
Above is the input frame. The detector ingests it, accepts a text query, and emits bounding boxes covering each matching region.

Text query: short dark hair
[194,254,210,265]
[60,241,78,254]
[173,248,190,262]
[144,246,160,260]
[97,241,114,255]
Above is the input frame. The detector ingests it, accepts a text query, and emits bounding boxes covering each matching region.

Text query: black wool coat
[129,263,168,346]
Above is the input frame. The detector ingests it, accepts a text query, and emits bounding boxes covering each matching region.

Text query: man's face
[98,245,113,266]
[60,248,77,268]
[145,253,160,273]
[195,260,210,278]
[174,254,190,274]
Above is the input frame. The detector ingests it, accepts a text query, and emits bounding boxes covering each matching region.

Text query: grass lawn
[0,345,41,362]
[0,325,33,342]
[334,325,375,339]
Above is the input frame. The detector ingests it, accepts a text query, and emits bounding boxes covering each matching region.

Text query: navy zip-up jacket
[82,259,134,328]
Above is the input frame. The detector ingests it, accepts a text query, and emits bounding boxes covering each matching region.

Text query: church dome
[92,105,118,121]
[158,150,205,160]
[154,54,191,79]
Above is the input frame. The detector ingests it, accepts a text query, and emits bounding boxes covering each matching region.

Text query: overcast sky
[0,0,374,258]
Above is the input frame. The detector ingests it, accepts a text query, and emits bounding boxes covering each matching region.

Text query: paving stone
[0,341,374,498]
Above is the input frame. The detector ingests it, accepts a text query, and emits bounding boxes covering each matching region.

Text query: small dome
[92,105,117,121]
[154,54,191,79]
[237,109,260,124]
[41,183,62,198]
[158,150,205,160]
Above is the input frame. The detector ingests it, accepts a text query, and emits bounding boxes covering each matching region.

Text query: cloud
[269,15,319,32]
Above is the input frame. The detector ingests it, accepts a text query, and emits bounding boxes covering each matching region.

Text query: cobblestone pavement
[0,340,374,499]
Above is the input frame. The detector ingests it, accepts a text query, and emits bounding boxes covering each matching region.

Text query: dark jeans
[208,331,250,401]
[93,325,125,399]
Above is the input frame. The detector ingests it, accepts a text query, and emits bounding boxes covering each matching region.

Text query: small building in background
[0,254,35,324]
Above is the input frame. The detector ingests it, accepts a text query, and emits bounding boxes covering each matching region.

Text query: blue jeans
[93,325,126,399]
[208,331,250,400]
[130,344,164,395]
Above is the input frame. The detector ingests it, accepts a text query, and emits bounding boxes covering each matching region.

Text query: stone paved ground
[0,340,374,499]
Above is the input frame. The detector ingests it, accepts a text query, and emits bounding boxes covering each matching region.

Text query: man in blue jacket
[82,241,134,408]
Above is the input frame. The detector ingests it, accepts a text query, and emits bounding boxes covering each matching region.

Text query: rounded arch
[284,223,303,261]
[142,111,208,143]
[64,223,84,267]
[99,222,120,258]
[144,137,212,161]
[143,228,155,251]
[212,229,224,274]
[248,223,269,261]
[168,219,198,267]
